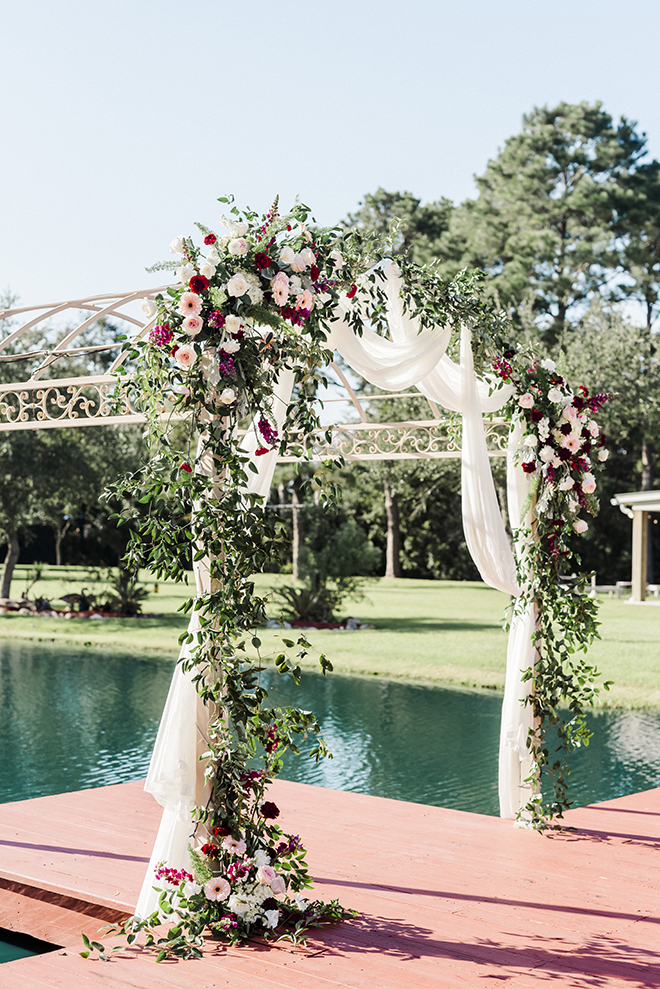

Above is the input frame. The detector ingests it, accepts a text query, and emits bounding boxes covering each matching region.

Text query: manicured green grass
[2,566,659,709]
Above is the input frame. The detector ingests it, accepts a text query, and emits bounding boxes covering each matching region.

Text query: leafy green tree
[447,101,649,344]
[345,188,455,266]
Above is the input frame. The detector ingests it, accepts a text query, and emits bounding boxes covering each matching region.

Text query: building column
[631,510,648,602]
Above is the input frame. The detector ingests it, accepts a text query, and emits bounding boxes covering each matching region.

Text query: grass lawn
[2,565,659,709]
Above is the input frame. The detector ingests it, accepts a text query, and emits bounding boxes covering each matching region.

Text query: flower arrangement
[495,351,614,827]
[104,198,378,958]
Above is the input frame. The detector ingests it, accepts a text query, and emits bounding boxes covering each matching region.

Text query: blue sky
[2,0,660,308]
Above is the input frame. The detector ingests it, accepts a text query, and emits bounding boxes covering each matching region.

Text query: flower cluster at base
[496,350,613,828]
[148,818,313,946]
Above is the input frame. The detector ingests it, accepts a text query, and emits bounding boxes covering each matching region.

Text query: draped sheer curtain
[136,266,534,917]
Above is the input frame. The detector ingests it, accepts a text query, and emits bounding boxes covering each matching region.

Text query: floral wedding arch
[0,198,611,954]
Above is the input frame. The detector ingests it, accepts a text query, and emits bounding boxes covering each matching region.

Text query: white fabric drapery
[136,265,535,915]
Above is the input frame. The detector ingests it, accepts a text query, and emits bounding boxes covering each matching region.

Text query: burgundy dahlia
[346,283,358,299]
[204,233,217,245]
[201,843,220,857]
[254,252,272,270]
[310,264,320,281]
[260,801,280,820]
[522,462,536,473]
[189,274,209,293]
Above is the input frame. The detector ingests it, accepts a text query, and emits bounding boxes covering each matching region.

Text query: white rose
[199,261,216,279]
[290,253,306,272]
[523,434,538,447]
[263,909,279,929]
[279,246,296,266]
[224,315,243,333]
[598,448,609,462]
[518,393,534,409]
[329,249,344,268]
[227,273,249,297]
[574,519,588,534]
[140,298,157,317]
[299,247,316,266]
[547,388,564,403]
[228,237,248,256]
[183,881,202,898]
[540,359,557,372]
[223,339,241,354]
[559,476,575,491]
[233,221,249,237]
[228,895,250,916]
[174,344,197,370]
[220,387,236,404]
[539,445,555,463]
[175,263,196,284]
[169,235,186,254]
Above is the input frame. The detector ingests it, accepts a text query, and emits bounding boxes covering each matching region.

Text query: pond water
[1,639,660,814]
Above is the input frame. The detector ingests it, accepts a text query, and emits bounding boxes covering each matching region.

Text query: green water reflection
[1,639,659,813]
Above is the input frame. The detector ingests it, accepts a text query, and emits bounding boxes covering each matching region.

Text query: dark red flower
[522,462,536,474]
[346,284,358,299]
[211,824,231,836]
[204,234,217,245]
[310,264,320,281]
[599,433,607,447]
[557,448,571,461]
[208,309,226,329]
[171,344,179,357]
[503,349,515,359]
[530,409,543,422]
[189,274,209,293]
[260,801,280,820]
[255,446,269,457]
[179,462,192,473]
[579,385,589,397]
[254,252,272,270]
[262,896,278,911]
[560,422,572,435]
[201,843,220,857]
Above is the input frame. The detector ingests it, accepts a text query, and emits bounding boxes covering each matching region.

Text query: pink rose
[574,519,588,534]
[269,874,286,897]
[562,405,578,421]
[518,393,534,409]
[182,315,203,336]
[256,866,277,885]
[581,472,597,494]
[174,344,197,370]
[299,247,316,267]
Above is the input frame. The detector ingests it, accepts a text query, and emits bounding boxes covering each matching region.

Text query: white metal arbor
[0,288,510,460]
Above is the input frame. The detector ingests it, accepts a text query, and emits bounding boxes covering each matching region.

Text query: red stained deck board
[0,781,659,987]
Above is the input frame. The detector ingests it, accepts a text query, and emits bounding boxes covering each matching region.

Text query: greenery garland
[90,198,612,959]
[495,351,613,828]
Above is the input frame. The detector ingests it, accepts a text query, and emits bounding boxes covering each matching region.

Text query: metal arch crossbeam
[0,288,509,459]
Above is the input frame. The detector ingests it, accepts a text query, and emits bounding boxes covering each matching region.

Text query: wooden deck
[0,779,659,987]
